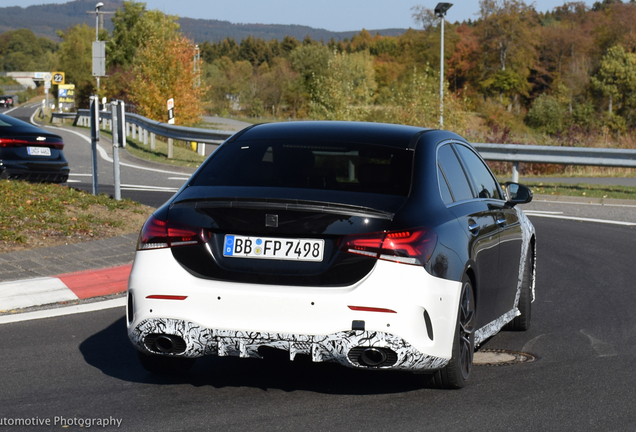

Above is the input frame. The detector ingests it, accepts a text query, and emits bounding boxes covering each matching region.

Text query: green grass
[0,180,153,252]
[101,130,207,169]
[522,182,636,200]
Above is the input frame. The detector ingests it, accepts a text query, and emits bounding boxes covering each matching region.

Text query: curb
[0,264,131,313]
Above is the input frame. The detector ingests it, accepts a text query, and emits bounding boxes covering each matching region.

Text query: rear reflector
[340,227,437,266]
[137,214,209,250]
[146,295,188,300]
[348,306,397,314]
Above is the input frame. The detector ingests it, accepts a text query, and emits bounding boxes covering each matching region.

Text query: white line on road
[533,199,636,209]
[0,297,126,325]
[525,212,636,226]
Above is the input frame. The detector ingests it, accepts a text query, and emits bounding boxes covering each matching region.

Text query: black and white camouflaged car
[126,121,536,388]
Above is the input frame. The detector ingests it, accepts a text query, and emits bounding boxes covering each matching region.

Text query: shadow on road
[79,316,432,395]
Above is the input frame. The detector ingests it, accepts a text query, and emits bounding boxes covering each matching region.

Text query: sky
[4,0,597,32]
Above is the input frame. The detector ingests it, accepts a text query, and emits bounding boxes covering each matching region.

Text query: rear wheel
[137,351,195,374]
[429,274,475,389]
[505,247,533,331]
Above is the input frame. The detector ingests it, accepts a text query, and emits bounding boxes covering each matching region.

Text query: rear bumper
[0,162,69,183]
[129,317,449,371]
[127,248,463,372]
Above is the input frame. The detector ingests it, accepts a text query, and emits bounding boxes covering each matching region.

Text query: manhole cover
[473,349,536,366]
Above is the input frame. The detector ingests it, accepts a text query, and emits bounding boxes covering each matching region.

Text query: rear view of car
[0,113,69,183]
[0,95,15,108]
[127,121,535,389]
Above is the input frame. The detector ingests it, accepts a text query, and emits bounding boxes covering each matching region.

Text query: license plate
[223,235,324,262]
[27,147,51,156]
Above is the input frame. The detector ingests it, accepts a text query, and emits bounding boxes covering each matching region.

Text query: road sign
[44,73,52,82]
[52,72,65,85]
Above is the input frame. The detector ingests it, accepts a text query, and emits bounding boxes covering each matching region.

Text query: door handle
[496,218,506,227]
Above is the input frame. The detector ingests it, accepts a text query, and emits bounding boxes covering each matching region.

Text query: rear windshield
[191,140,414,196]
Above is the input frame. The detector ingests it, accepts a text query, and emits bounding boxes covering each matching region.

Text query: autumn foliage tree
[129,35,206,126]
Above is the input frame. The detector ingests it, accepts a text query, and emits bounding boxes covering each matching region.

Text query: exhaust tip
[360,347,387,367]
[348,346,398,368]
[144,334,187,354]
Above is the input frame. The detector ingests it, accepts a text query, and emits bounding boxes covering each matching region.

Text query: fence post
[150,133,155,150]
[512,162,520,183]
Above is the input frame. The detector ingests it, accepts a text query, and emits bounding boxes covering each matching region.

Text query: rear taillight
[137,215,209,250]
[0,138,64,150]
[340,227,437,266]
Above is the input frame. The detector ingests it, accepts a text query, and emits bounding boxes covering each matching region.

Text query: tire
[504,247,533,331]
[137,351,195,374]
[429,274,475,389]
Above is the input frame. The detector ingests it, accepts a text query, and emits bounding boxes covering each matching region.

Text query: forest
[1,0,636,155]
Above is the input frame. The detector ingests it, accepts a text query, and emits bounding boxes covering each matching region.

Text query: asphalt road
[1,216,635,431]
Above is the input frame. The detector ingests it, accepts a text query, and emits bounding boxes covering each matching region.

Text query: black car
[127,121,535,388]
[0,113,70,183]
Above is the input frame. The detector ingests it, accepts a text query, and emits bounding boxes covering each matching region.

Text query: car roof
[0,113,62,138]
[232,121,432,149]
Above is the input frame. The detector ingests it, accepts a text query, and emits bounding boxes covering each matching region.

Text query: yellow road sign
[52,72,65,85]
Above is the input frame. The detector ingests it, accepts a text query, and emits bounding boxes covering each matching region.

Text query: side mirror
[504,182,533,207]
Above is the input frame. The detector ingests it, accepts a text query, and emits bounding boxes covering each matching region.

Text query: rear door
[437,143,501,328]
[453,143,523,318]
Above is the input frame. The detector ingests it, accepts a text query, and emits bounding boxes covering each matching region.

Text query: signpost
[89,95,100,195]
[167,98,175,158]
[44,73,52,115]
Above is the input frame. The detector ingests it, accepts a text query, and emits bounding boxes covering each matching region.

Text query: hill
[0,0,408,42]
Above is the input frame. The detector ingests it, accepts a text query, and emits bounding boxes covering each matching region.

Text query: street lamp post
[435,2,453,129]
[94,2,103,89]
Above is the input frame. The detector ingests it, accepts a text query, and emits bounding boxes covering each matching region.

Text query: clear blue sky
[6,0,596,32]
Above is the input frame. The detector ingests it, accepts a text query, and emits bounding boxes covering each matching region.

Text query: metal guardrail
[67,110,636,181]
[76,109,232,144]
[473,143,636,168]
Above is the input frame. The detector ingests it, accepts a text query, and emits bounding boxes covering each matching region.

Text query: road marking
[121,184,179,192]
[525,212,636,226]
[523,210,564,215]
[167,177,190,181]
[37,119,191,176]
[69,173,93,177]
[0,298,126,325]
[66,179,81,183]
[533,199,636,209]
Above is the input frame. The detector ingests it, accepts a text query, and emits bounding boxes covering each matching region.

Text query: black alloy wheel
[504,246,533,331]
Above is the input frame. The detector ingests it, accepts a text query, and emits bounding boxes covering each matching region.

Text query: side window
[437,144,474,203]
[437,164,454,205]
[454,144,501,200]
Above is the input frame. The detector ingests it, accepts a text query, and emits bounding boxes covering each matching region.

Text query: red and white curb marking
[0,264,131,311]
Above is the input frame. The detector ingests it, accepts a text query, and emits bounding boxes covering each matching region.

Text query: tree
[56,24,95,107]
[309,51,376,121]
[129,35,206,125]
[591,44,636,124]
[107,0,180,69]
[475,0,537,105]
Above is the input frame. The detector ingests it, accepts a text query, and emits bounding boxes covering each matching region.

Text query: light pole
[94,2,104,89]
[435,2,452,129]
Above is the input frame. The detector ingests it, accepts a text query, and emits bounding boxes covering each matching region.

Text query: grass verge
[523,182,636,200]
[0,180,154,254]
